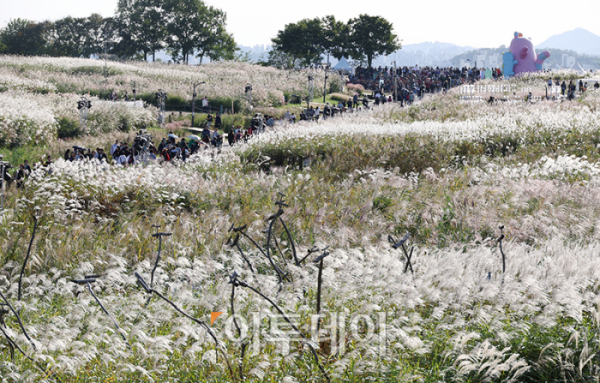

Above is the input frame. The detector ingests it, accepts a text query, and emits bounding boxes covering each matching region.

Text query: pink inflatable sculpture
[509,32,550,76]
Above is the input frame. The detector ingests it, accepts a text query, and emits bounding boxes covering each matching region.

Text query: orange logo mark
[211,312,223,325]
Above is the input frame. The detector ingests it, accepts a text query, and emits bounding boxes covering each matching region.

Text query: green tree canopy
[261,49,299,68]
[115,0,167,61]
[321,16,350,61]
[48,16,87,57]
[82,14,111,57]
[348,14,400,67]
[194,6,236,64]
[0,18,50,56]
[271,14,400,68]
[45,15,118,58]
[271,18,325,67]
[165,0,233,64]
[0,1,235,63]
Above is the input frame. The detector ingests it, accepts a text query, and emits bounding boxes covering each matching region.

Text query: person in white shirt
[202,97,209,113]
[110,140,119,156]
[284,110,291,121]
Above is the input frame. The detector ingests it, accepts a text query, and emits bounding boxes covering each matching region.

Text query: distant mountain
[536,28,600,56]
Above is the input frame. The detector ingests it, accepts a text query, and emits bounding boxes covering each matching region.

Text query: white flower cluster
[1,232,600,380]
[21,150,238,222]
[472,155,600,183]
[241,100,600,151]
[0,55,337,107]
[52,95,156,136]
[0,91,157,144]
[0,72,57,93]
[3,59,600,380]
[0,91,58,146]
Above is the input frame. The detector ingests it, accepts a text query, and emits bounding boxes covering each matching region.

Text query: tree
[165,0,208,64]
[115,0,167,61]
[321,16,350,62]
[260,49,299,68]
[233,49,253,63]
[111,16,141,59]
[204,31,236,62]
[194,7,236,64]
[83,14,108,57]
[0,18,50,56]
[45,15,116,58]
[271,18,325,66]
[48,16,87,57]
[348,15,400,68]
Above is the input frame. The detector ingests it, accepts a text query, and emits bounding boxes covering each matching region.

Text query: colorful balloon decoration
[502,32,550,78]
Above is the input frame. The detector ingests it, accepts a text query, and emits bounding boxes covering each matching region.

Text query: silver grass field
[1,58,600,382]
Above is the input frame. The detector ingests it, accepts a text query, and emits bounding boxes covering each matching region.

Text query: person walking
[179,138,188,162]
[215,113,222,130]
[227,129,235,146]
[111,140,120,156]
[15,164,25,188]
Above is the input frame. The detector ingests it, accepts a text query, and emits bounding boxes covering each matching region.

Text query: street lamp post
[307,74,314,110]
[155,89,167,128]
[191,81,206,127]
[393,61,398,102]
[323,67,329,103]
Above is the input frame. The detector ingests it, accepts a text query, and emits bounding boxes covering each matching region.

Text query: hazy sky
[2,0,600,48]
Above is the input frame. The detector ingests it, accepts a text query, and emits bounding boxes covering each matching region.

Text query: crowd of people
[349,65,497,102]
[5,65,597,189]
[55,115,278,168]
[0,111,285,190]
[549,78,600,100]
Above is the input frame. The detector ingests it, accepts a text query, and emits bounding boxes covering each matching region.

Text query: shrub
[70,66,123,77]
[330,93,351,102]
[373,196,394,213]
[57,117,82,139]
[166,94,187,110]
[329,76,344,93]
[347,83,365,94]
[210,96,242,114]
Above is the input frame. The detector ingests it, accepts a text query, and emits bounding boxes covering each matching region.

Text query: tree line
[270,14,401,68]
[0,0,235,64]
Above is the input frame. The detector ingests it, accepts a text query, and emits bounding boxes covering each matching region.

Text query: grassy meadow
[1,57,600,382]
